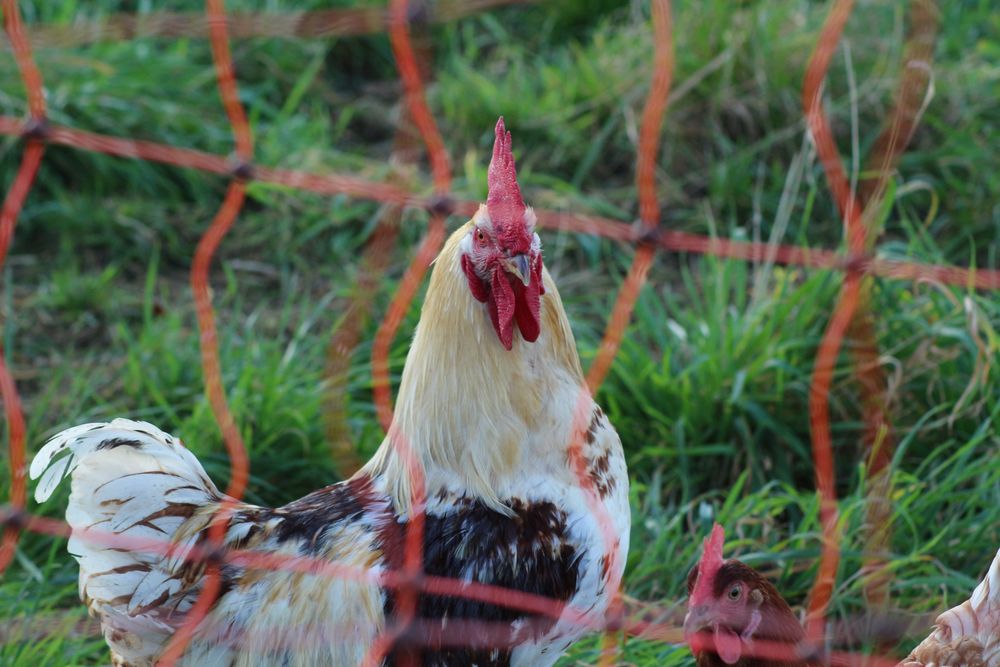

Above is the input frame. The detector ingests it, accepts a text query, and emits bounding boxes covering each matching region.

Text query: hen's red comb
[691,523,726,605]
[487,117,530,251]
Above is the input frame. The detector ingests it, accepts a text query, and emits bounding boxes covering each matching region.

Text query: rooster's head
[461,117,544,351]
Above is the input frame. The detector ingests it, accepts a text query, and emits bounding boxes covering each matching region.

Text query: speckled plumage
[901,546,1000,667]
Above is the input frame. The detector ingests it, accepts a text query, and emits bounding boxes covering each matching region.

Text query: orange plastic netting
[0,1,992,665]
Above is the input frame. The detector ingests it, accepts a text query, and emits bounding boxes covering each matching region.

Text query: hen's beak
[503,253,532,286]
[683,605,713,637]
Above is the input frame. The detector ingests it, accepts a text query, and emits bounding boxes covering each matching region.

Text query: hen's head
[684,524,776,665]
[461,117,544,350]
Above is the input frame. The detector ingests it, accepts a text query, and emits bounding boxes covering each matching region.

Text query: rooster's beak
[503,254,532,286]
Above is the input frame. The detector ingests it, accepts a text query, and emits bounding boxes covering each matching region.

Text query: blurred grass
[0,0,998,665]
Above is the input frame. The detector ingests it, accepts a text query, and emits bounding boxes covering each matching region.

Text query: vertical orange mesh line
[575,4,675,662]
[160,1,254,662]
[156,561,225,666]
[854,0,939,611]
[801,0,860,645]
[325,33,430,476]
[361,219,442,667]
[387,0,450,193]
[157,181,247,667]
[561,393,626,664]
[0,0,47,577]
[373,0,455,431]
[0,141,44,575]
[2,0,45,119]
[207,0,253,161]
[586,0,673,393]
[199,0,254,505]
[325,210,401,473]
[856,0,938,210]
[363,0,454,662]
[804,0,864,249]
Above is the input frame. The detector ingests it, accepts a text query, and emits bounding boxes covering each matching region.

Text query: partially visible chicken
[30,118,630,666]
[901,545,1000,667]
[683,524,811,667]
[684,524,1000,667]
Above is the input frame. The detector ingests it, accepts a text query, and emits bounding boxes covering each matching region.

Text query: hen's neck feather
[359,221,586,514]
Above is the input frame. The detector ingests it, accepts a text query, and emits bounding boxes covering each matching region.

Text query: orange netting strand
[9,511,614,637]
[361,0,456,662]
[0,0,539,50]
[0,0,993,664]
[582,2,675,663]
[1,0,43,118]
[802,0,857,645]
[0,140,41,575]
[854,0,938,612]
[0,113,995,291]
[160,1,257,663]
[585,0,673,394]
[798,0,933,646]
[0,0,46,576]
[801,0,940,640]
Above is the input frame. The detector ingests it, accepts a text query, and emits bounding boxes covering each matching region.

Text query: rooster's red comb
[691,523,726,605]
[487,117,530,250]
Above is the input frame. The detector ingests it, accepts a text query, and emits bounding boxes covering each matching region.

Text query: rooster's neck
[360,221,587,514]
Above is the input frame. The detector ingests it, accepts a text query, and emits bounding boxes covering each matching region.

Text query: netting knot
[395,569,426,600]
[200,543,229,568]
[228,157,255,181]
[635,224,662,249]
[842,252,872,275]
[426,193,455,217]
[21,117,50,142]
[796,640,825,663]
[0,508,26,530]
[604,601,626,632]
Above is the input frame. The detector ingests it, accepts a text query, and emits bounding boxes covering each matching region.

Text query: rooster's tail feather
[30,419,223,665]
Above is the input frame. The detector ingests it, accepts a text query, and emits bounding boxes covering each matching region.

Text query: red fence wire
[0,0,993,664]
[0,1,541,50]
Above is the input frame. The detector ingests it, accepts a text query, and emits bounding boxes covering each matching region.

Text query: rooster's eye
[475,228,487,246]
[728,585,741,601]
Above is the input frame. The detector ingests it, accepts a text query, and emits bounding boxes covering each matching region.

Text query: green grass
[1,0,999,665]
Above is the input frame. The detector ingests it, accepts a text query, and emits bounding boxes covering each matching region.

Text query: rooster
[29,118,630,666]
[684,524,1000,667]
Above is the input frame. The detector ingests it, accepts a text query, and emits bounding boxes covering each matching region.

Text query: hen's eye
[728,585,741,601]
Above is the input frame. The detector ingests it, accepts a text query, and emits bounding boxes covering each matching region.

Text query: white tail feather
[29,419,223,665]
[31,419,214,502]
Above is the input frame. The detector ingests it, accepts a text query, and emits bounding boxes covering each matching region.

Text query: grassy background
[1,0,998,664]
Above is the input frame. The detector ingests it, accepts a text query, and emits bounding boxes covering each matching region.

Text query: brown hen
[684,524,815,667]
